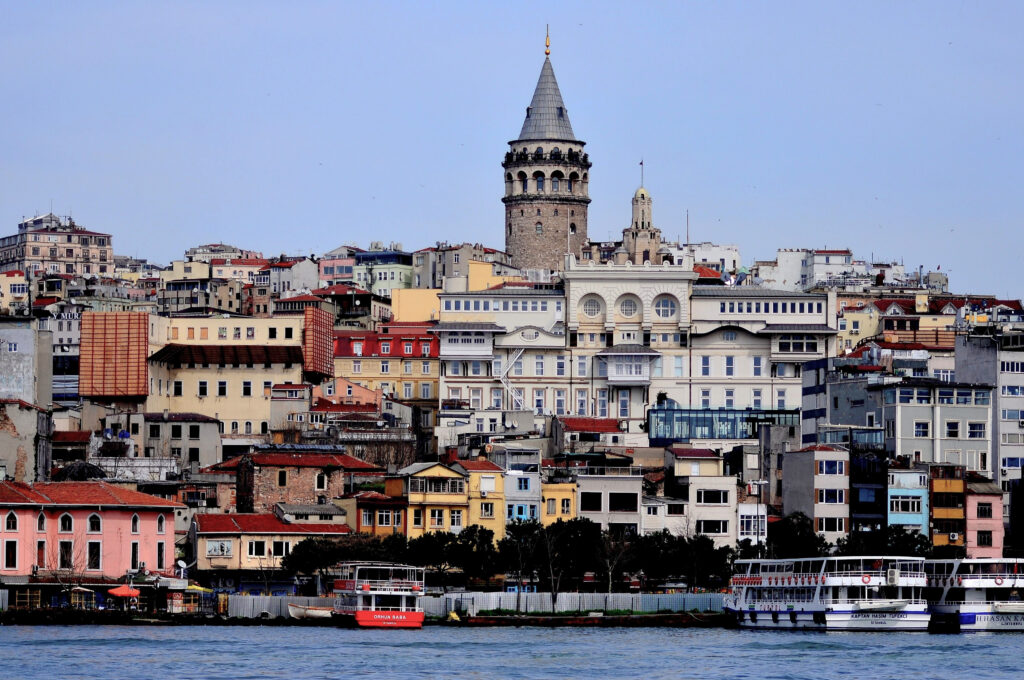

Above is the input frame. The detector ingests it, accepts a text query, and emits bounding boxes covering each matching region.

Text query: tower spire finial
[545,25,550,56]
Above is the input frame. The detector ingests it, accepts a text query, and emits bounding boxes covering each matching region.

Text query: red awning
[108,585,141,597]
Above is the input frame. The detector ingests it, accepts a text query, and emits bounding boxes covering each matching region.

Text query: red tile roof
[455,460,504,472]
[207,453,380,473]
[278,294,324,303]
[149,344,304,365]
[0,399,46,412]
[667,447,720,459]
[2,270,25,277]
[310,399,376,413]
[314,284,371,296]
[558,417,620,433]
[693,265,722,279]
[210,258,268,266]
[795,445,846,453]
[33,296,60,307]
[196,513,351,535]
[0,481,183,508]
[52,431,92,443]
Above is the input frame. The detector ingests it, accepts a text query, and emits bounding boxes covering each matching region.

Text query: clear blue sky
[2,2,1021,296]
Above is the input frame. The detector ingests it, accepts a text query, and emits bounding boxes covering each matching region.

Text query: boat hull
[728,608,930,631]
[335,609,425,629]
[288,604,335,620]
[958,611,1024,631]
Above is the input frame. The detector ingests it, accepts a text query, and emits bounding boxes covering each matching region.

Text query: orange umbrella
[108,584,141,597]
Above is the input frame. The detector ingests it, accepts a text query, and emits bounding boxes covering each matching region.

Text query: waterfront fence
[227,595,336,619]
[423,592,724,617]
[223,592,722,618]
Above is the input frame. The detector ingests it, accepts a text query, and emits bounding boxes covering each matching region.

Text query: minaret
[502,31,591,272]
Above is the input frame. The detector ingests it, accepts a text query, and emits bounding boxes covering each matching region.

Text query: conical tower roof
[517,57,577,142]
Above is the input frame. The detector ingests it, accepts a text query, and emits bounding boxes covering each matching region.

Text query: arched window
[582,298,602,318]
[535,223,543,234]
[619,299,638,318]
[551,177,559,192]
[157,515,166,535]
[244,421,252,435]
[553,208,559,216]
[5,511,17,531]
[570,223,577,234]
[655,296,678,319]
[59,513,73,533]
[231,421,239,434]
[131,514,140,534]
[261,421,269,435]
[519,172,528,193]
[536,176,544,192]
[37,513,45,532]
[88,513,101,533]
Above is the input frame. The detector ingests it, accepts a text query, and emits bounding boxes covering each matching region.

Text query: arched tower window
[570,223,577,234]
[131,514,140,534]
[535,223,543,234]
[88,514,101,533]
[59,513,73,533]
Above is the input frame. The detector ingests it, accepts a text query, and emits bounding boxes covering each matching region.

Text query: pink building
[0,481,183,604]
[966,480,1004,558]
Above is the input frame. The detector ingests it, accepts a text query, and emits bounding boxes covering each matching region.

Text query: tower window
[536,176,544,192]
[570,223,577,234]
[551,177,559,192]
[554,209,559,216]
[520,210,524,216]
[536,209,541,216]
[535,223,543,234]
[557,107,564,118]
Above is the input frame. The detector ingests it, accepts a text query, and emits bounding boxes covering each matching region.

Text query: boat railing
[822,598,926,606]
[933,599,1024,605]
[336,579,424,592]
[823,569,926,579]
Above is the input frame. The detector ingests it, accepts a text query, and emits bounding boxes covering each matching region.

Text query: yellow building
[385,462,468,539]
[149,315,304,353]
[333,324,439,403]
[540,474,578,526]
[391,288,441,322]
[452,459,506,541]
[0,270,29,314]
[146,344,304,440]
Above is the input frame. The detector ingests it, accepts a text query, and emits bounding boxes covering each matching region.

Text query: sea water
[2,625,1019,680]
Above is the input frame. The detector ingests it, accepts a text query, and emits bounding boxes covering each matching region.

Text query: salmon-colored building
[966,479,1004,558]
[0,481,183,608]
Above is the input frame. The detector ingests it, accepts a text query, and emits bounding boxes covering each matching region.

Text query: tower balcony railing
[503,150,591,168]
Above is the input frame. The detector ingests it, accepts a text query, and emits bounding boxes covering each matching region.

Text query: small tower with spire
[622,186,663,264]
[502,30,591,272]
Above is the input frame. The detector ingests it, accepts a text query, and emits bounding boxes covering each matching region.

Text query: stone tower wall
[502,141,591,271]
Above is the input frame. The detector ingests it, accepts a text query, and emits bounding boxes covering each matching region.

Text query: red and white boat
[332,562,425,628]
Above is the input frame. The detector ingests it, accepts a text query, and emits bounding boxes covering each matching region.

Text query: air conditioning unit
[480,491,488,498]
[949,532,959,542]
[1018,420,1024,429]
[886,568,899,586]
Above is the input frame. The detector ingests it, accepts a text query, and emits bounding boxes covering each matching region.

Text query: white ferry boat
[925,558,1024,631]
[724,556,930,630]
[332,562,426,628]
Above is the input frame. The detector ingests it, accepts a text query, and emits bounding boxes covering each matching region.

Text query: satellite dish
[177,560,186,569]
[103,429,113,440]
[118,430,131,439]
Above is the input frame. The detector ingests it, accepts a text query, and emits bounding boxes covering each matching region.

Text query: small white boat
[288,603,335,620]
[853,599,909,612]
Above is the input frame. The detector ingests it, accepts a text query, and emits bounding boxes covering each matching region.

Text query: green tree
[537,518,600,610]
[497,519,541,612]
[407,531,457,587]
[282,537,345,593]
[767,512,831,558]
[597,529,635,593]
[449,525,497,583]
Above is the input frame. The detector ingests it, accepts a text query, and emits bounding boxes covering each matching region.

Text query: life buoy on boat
[861,574,871,584]
[995,577,1005,586]
[958,577,963,586]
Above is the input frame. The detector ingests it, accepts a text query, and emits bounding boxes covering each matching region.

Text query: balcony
[597,344,660,386]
